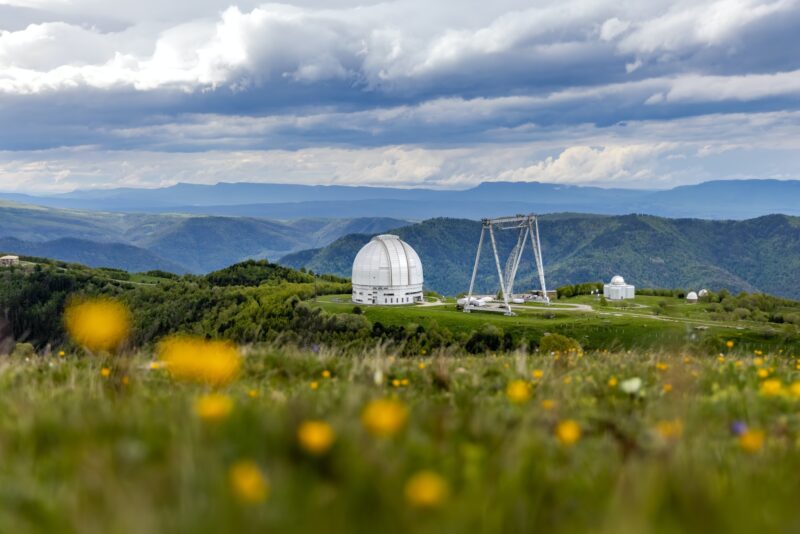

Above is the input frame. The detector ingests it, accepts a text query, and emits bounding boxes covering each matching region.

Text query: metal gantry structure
[464,214,548,316]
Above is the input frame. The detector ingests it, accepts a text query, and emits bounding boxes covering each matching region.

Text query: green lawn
[313,295,800,355]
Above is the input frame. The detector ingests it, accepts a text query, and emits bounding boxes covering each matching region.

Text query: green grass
[3,346,800,533]
[315,295,800,354]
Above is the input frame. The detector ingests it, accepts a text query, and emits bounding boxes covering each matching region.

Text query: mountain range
[280,214,800,300]
[0,201,407,273]
[2,179,800,220]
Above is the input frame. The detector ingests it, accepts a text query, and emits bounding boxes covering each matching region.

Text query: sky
[0,0,799,193]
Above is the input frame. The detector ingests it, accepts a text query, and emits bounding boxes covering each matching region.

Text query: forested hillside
[280,214,800,299]
[0,200,407,272]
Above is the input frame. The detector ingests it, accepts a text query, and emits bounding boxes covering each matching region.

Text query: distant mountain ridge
[280,214,800,299]
[0,237,185,273]
[2,179,799,220]
[0,201,408,273]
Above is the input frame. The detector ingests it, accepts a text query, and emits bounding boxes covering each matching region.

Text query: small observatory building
[352,234,424,305]
[603,275,635,300]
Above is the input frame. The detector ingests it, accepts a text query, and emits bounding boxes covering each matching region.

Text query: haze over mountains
[281,214,800,300]
[0,200,407,273]
[3,179,800,220]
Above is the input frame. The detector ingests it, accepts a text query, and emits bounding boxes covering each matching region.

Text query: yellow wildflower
[753,357,764,367]
[790,382,800,398]
[717,355,726,363]
[310,381,319,390]
[506,380,532,404]
[726,340,735,349]
[608,376,618,388]
[739,429,765,453]
[247,389,259,398]
[361,398,408,437]
[158,336,241,387]
[64,297,131,353]
[662,383,673,394]
[322,370,331,379]
[757,368,769,378]
[655,362,669,371]
[297,420,336,456]
[100,367,111,378]
[392,379,401,388]
[760,379,783,397]
[121,376,130,386]
[541,399,556,410]
[655,419,683,440]
[58,350,65,358]
[418,362,426,370]
[531,369,544,380]
[401,378,409,386]
[555,420,581,446]
[229,461,269,503]
[194,394,233,422]
[404,471,449,509]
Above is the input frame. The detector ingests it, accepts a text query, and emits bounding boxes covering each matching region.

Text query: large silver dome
[351,234,424,305]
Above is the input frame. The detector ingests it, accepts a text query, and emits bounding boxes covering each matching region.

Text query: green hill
[0,200,407,273]
[280,214,800,299]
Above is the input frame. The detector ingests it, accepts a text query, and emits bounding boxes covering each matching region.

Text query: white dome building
[603,275,635,300]
[352,234,424,306]
[686,291,699,303]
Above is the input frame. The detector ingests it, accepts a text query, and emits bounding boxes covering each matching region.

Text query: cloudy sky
[1,0,799,192]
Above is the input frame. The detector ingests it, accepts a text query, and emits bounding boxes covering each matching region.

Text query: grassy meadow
[3,341,800,533]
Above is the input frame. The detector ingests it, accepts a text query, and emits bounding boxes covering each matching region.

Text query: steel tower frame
[464,214,548,316]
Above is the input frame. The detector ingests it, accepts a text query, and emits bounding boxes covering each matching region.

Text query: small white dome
[610,275,626,286]
[352,234,423,287]
[686,291,698,301]
[698,289,709,297]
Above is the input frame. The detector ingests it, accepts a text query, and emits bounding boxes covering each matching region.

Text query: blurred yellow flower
[726,340,735,349]
[506,380,531,404]
[757,368,769,378]
[655,362,669,371]
[790,382,800,398]
[297,420,336,455]
[361,398,408,437]
[58,350,65,358]
[753,357,764,367]
[555,420,581,446]
[229,460,269,504]
[392,379,401,387]
[247,389,259,398]
[64,297,131,353]
[148,361,163,370]
[322,370,331,379]
[100,367,111,378]
[310,381,319,391]
[655,419,683,440]
[121,376,130,386]
[404,471,449,509]
[662,383,673,394]
[194,394,233,422]
[760,379,783,397]
[541,399,556,410]
[418,362,426,370]
[531,369,544,380]
[158,336,241,387]
[562,376,572,385]
[608,376,618,388]
[717,355,726,363]
[739,429,765,453]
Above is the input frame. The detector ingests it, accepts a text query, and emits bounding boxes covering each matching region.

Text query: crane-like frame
[464,214,548,316]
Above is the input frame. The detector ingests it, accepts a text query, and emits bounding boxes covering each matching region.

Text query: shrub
[538,333,581,354]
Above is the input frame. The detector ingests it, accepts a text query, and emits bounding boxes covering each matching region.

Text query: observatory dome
[352,235,424,306]
[604,274,635,300]
[686,291,699,302]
